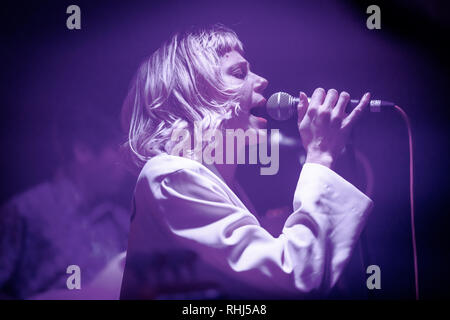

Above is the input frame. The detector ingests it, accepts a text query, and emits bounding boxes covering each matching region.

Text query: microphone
[252,92,395,121]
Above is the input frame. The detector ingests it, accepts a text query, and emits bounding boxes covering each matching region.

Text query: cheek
[238,82,253,105]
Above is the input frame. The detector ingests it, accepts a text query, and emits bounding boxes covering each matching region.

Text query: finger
[297,91,309,122]
[342,92,371,129]
[321,88,339,111]
[308,87,325,116]
[309,87,326,108]
[332,91,350,118]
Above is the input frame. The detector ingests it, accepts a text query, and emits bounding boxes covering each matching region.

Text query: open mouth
[248,98,268,126]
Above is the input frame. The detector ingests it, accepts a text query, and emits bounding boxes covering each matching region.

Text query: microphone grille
[266,92,295,121]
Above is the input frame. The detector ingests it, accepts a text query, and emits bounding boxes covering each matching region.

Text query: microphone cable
[394,105,419,300]
[262,93,419,299]
[352,104,418,300]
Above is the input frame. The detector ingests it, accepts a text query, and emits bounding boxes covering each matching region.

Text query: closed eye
[229,62,249,79]
[232,68,246,79]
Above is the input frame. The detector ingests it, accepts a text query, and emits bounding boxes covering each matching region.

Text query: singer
[119,24,373,299]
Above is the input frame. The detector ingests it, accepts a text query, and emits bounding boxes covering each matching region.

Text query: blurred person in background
[0,103,134,299]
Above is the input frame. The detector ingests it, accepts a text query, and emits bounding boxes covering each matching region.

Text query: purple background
[1,0,449,299]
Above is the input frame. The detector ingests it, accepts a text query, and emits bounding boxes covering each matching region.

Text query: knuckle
[320,109,331,118]
[331,114,343,125]
[307,107,317,117]
[331,110,342,119]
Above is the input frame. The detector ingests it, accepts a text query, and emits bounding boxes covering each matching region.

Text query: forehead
[219,50,247,68]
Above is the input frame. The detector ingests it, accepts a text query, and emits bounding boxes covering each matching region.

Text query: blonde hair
[121,24,244,170]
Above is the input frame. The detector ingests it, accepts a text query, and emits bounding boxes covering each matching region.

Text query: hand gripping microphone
[250,91,420,301]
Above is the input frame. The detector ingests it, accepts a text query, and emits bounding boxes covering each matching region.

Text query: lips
[249,98,268,118]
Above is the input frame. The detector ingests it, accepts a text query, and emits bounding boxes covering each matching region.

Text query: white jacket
[120,153,373,299]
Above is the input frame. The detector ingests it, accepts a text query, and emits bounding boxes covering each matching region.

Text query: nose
[253,73,268,94]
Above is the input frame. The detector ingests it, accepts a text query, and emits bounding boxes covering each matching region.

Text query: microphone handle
[293,97,395,113]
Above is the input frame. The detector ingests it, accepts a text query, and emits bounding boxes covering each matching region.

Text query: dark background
[1,0,449,299]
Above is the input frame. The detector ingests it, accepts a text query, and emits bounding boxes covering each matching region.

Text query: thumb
[297,91,308,122]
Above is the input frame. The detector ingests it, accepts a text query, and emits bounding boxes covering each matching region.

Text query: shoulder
[138,154,225,189]
[139,154,205,181]
[136,154,229,200]
[1,182,53,219]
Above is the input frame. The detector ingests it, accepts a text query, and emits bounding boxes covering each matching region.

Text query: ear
[73,142,94,164]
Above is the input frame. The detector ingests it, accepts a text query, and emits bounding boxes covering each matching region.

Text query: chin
[248,114,268,130]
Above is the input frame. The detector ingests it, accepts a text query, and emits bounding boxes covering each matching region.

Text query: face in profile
[219,50,269,131]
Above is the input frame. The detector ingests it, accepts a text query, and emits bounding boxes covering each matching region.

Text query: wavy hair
[121,24,244,170]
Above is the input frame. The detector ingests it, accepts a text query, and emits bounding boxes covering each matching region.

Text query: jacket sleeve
[148,162,373,296]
